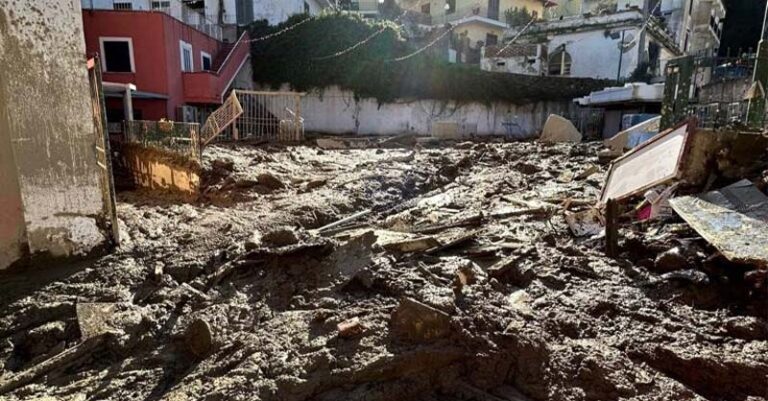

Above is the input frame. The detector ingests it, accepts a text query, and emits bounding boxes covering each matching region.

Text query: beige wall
[455,21,504,47]
[0,0,110,267]
[414,0,543,21]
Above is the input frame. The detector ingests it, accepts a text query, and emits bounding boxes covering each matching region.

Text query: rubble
[390,298,452,343]
[1,141,766,401]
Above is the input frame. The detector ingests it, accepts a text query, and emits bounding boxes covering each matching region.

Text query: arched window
[548,49,572,76]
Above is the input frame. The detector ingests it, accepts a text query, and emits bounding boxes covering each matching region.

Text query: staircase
[211,42,238,72]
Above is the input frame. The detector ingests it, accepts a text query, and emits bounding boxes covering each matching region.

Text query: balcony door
[488,0,500,20]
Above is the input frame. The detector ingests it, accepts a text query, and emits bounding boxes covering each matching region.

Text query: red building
[82,9,250,126]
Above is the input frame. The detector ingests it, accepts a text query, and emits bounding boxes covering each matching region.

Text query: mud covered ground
[0,141,766,401]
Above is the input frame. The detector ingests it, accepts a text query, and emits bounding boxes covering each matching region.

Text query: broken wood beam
[316,209,372,233]
[413,213,483,234]
[0,335,109,396]
[605,198,619,258]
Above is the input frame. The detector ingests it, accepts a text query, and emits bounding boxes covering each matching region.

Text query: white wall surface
[549,27,642,80]
[269,86,576,137]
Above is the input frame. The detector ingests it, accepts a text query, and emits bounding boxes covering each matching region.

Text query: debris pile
[0,137,766,401]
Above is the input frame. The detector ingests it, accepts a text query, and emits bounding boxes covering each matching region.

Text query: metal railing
[124,120,202,160]
[217,90,305,143]
[82,1,223,40]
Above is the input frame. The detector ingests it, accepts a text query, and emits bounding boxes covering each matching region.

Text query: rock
[456,261,486,286]
[306,178,327,190]
[317,138,348,149]
[391,297,451,343]
[257,173,285,190]
[185,319,214,358]
[244,231,263,251]
[654,247,688,272]
[337,317,363,338]
[262,227,299,247]
[661,269,709,285]
[76,303,143,340]
[539,115,582,143]
[513,162,541,175]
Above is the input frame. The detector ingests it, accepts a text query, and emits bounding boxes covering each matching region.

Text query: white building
[658,0,725,55]
[495,7,681,80]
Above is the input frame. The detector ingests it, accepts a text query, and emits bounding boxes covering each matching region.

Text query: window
[180,41,193,72]
[446,0,456,14]
[548,48,571,76]
[151,1,171,10]
[201,51,212,71]
[99,37,134,72]
[421,3,431,14]
[486,33,498,46]
[113,1,133,10]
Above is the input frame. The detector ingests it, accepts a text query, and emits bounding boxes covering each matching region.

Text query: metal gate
[87,56,120,245]
[217,90,305,143]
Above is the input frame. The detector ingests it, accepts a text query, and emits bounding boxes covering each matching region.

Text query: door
[87,57,120,246]
[488,0,500,20]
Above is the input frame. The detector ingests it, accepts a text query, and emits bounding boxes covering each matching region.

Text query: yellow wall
[455,21,505,47]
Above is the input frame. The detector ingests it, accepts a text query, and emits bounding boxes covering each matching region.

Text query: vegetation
[504,6,536,27]
[247,13,608,104]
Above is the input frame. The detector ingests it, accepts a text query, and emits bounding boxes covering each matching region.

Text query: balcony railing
[82,0,223,40]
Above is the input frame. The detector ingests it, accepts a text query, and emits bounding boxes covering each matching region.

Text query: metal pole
[746,0,768,126]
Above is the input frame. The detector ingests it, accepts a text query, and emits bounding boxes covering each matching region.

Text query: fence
[564,108,605,140]
[124,120,201,160]
[214,90,305,143]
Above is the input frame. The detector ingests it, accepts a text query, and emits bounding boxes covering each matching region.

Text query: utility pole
[746,0,768,127]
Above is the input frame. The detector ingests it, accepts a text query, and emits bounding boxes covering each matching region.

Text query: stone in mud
[263,227,299,247]
[391,298,451,343]
[257,172,285,190]
[654,247,688,272]
[337,317,363,338]
[185,319,214,358]
[244,231,263,251]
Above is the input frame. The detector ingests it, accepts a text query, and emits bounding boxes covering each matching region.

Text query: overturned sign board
[600,121,693,203]
[670,180,768,268]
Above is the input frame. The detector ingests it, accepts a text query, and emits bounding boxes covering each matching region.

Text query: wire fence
[124,120,202,160]
[217,90,305,143]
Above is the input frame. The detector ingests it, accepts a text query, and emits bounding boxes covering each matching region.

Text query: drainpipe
[617,30,625,82]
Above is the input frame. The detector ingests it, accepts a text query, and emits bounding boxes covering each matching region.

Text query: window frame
[201,51,212,71]
[113,1,133,10]
[151,1,171,10]
[99,36,135,73]
[180,40,194,72]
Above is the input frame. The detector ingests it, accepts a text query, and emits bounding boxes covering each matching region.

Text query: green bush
[248,13,609,105]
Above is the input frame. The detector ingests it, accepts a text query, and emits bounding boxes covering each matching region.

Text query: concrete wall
[548,26,642,80]
[0,0,110,268]
[284,86,576,137]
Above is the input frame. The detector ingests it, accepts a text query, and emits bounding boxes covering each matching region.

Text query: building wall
[82,10,223,118]
[0,73,26,270]
[0,0,111,268]
[285,85,576,137]
[548,26,642,80]
[455,21,504,48]
[415,0,544,22]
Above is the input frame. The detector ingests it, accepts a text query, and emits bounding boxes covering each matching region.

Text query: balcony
[82,0,223,40]
[182,32,250,104]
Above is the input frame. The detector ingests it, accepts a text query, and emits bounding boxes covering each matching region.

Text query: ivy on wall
[248,13,610,105]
